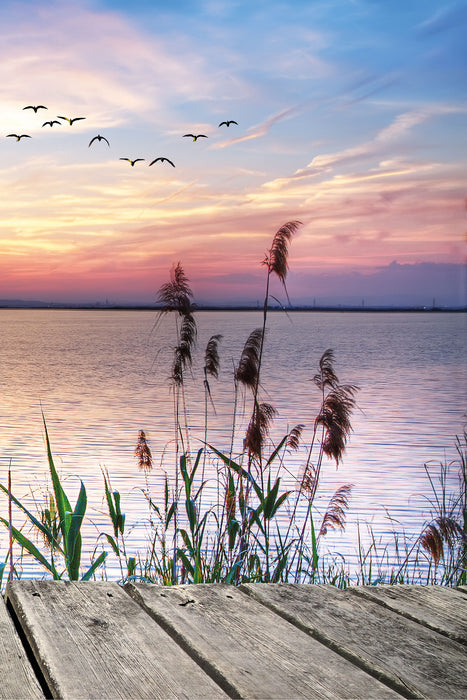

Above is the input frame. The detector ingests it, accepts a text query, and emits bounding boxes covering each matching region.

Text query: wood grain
[240,583,467,699]
[0,595,44,699]
[349,584,467,644]
[126,582,401,699]
[5,580,227,700]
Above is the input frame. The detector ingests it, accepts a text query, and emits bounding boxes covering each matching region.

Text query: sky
[0,0,466,307]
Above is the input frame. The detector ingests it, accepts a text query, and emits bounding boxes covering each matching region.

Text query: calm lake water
[0,309,465,580]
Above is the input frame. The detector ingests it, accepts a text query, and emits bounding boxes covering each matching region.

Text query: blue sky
[0,0,465,305]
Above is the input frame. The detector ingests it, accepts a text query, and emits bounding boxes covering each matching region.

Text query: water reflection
[0,309,465,579]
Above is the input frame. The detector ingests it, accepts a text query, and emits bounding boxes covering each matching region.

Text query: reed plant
[0,221,464,588]
[133,221,362,585]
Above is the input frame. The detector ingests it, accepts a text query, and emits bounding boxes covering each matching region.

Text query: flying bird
[42,120,61,127]
[218,120,238,127]
[183,134,207,141]
[6,134,31,141]
[23,105,47,113]
[89,134,110,147]
[149,157,175,167]
[57,116,86,125]
[120,158,145,166]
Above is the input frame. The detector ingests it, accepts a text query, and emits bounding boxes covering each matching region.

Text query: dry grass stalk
[135,430,153,471]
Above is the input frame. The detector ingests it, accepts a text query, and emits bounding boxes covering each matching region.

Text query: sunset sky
[1,0,466,306]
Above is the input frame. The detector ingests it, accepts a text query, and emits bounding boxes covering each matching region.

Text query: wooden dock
[1,582,466,699]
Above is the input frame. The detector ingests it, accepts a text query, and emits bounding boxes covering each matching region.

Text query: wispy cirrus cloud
[211,104,309,149]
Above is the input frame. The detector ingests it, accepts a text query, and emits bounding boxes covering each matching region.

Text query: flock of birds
[6,105,239,168]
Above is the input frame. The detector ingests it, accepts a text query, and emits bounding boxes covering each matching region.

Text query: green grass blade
[103,533,120,556]
[42,414,72,540]
[0,517,60,578]
[66,481,87,579]
[265,435,288,466]
[81,551,108,581]
[0,483,63,553]
[177,548,194,577]
[206,444,256,485]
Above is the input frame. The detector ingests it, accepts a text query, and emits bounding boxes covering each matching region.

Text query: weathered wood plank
[0,594,44,699]
[125,582,401,699]
[5,581,227,700]
[240,583,467,700]
[349,584,467,644]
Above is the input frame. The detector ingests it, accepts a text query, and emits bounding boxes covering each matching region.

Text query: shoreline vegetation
[1,221,466,587]
[0,302,466,312]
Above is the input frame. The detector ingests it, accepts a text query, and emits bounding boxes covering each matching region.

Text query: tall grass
[0,222,465,586]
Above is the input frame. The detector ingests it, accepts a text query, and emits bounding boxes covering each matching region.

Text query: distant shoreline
[0,302,465,312]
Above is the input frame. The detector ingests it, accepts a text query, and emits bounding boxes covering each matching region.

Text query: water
[0,309,465,580]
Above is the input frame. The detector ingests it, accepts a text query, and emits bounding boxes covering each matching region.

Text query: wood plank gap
[124,585,239,699]
[348,586,467,646]
[238,585,419,699]
[4,597,51,699]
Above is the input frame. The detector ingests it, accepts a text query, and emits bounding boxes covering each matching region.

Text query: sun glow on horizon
[0,0,465,306]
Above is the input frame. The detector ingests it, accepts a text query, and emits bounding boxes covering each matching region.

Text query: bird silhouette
[218,120,238,127]
[6,134,31,141]
[120,158,145,166]
[89,134,110,147]
[23,105,47,113]
[183,134,207,141]
[149,157,175,167]
[57,116,86,125]
[42,120,61,127]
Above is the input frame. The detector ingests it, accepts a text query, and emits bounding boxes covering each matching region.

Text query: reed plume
[204,334,223,380]
[420,516,464,565]
[244,402,277,461]
[262,220,302,289]
[315,383,359,465]
[157,262,193,316]
[319,484,353,537]
[171,312,197,386]
[156,263,197,386]
[299,462,317,495]
[135,430,153,471]
[235,328,263,391]
[287,424,305,452]
[313,349,339,390]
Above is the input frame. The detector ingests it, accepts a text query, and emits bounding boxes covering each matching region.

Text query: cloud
[0,0,218,126]
[211,104,308,149]
[287,262,466,308]
[417,3,467,36]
